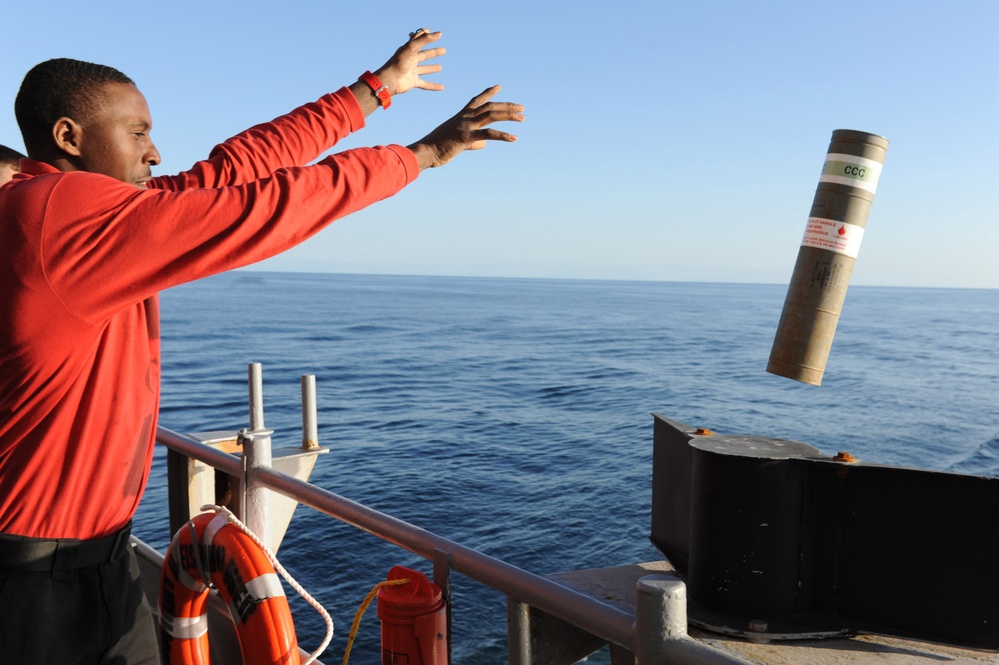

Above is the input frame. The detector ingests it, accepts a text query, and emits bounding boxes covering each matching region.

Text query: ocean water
[133,272,998,663]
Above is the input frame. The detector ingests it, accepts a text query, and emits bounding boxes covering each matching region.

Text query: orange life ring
[158,511,301,665]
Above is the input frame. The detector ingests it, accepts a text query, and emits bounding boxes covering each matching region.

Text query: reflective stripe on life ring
[159,511,301,665]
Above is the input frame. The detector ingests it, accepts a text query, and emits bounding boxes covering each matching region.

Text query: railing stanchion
[433,548,454,664]
[245,363,272,543]
[301,374,319,450]
[506,599,531,665]
[634,574,686,664]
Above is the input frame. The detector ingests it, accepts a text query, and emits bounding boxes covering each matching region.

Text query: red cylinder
[377,566,448,665]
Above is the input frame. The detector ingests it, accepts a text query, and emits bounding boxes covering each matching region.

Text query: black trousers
[0,546,160,664]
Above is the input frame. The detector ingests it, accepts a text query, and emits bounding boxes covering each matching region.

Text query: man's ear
[52,117,84,157]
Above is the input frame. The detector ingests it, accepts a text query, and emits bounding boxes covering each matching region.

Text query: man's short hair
[0,144,25,170]
[15,58,134,156]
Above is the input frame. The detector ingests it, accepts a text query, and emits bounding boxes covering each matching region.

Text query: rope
[342,578,410,665]
[201,505,334,665]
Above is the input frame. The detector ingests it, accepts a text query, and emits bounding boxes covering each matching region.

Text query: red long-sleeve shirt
[0,86,418,539]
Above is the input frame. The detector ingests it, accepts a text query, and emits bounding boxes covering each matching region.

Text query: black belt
[0,522,132,573]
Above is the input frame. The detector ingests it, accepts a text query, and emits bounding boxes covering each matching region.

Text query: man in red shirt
[0,29,523,663]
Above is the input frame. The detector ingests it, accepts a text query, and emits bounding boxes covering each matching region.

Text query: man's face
[76,82,160,187]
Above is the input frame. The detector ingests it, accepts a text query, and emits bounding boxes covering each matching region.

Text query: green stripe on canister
[767,129,889,385]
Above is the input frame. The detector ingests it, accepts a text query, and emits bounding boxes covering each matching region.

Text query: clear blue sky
[2,1,996,288]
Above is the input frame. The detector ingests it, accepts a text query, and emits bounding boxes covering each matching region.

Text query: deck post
[506,599,532,665]
[634,575,686,664]
[433,548,454,665]
[244,363,272,543]
[301,374,319,450]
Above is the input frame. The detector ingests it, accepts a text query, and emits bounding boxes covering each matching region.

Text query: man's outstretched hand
[408,86,525,171]
[376,29,446,96]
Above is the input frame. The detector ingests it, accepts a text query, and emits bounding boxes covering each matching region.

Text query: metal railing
[154,365,749,664]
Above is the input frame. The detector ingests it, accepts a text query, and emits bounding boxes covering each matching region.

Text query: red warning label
[800,217,865,258]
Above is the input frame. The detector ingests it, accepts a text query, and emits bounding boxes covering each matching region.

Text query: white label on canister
[819,153,883,193]
[800,217,865,258]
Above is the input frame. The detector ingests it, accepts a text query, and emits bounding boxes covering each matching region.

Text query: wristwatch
[358,70,391,110]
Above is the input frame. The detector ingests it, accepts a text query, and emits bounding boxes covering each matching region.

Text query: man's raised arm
[155,31,447,190]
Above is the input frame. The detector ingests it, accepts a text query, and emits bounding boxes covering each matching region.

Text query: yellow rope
[342,578,410,665]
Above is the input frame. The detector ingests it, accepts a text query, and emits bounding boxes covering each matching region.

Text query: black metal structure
[651,415,999,650]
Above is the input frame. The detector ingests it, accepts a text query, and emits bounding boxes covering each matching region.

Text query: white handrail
[155,425,749,664]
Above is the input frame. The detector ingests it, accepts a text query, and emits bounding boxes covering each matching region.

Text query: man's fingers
[414,62,445,91]
[477,128,519,143]
[416,63,443,77]
[466,86,503,109]
[409,28,441,41]
[468,103,526,126]
[462,129,519,153]
[464,91,525,127]
[455,100,525,145]
[417,46,446,62]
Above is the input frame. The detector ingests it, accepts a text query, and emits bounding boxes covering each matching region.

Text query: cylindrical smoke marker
[767,129,889,385]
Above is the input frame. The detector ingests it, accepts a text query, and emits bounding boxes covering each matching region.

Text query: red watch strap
[358,70,391,109]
